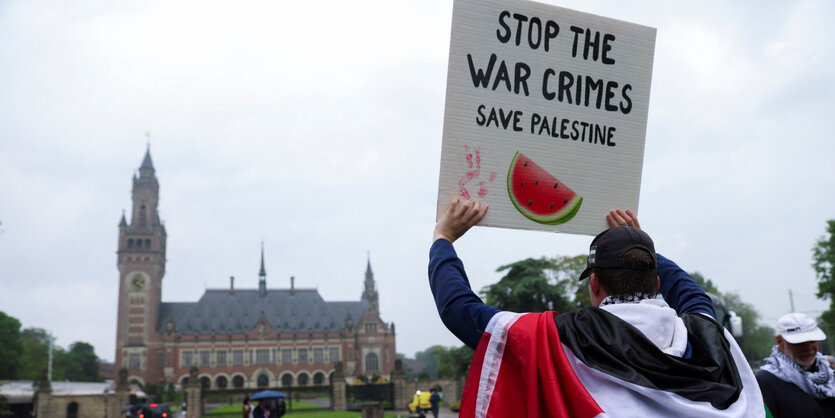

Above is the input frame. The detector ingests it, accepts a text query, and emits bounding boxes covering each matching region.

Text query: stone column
[112,368,131,418]
[331,362,347,411]
[391,359,407,410]
[35,368,52,418]
[184,367,202,418]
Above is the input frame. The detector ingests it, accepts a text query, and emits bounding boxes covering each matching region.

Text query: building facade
[114,149,396,389]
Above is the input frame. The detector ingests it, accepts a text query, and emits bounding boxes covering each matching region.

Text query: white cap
[776,312,826,344]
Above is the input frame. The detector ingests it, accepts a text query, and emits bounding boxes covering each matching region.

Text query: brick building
[114,149,396,389]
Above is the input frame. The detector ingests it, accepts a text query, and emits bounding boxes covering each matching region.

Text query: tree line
[403,218,835,378]
[0,311,100,382]
[814,219,835,352]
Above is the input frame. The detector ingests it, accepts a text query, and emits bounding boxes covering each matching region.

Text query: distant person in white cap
[756,312,835,417]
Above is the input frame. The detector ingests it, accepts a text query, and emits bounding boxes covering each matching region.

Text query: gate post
[184,367,203,418]
[112,368,131,417]
[392,359,407,410]
[331,362,347,411]
[35,368,52,418]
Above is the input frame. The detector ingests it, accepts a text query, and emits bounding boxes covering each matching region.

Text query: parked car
[137,403,172,418]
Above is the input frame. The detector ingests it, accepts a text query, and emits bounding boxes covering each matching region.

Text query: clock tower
[115,147,167,380]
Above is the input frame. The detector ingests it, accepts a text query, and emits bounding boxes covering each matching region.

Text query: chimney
[290,276,295,296]
[230,276,235,295]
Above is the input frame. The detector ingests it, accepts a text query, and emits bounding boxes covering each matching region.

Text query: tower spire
[139,144,155,173]
[362,252,379,312]
[258,242,267,296]
[259,241,266,277]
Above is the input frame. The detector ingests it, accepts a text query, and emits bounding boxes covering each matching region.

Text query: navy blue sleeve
[428,239,500,350]
[657,253,716,318]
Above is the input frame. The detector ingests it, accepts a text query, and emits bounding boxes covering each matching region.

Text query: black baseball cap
[578,226,657,280]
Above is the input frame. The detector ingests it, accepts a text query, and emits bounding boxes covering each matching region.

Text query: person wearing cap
[756,312,835,417]
[429,198,764,417]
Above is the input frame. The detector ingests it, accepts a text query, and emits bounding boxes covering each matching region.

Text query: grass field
[204,401,407,418]
[205,412,407,418]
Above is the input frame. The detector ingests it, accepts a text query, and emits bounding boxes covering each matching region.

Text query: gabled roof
[157,289,368,335]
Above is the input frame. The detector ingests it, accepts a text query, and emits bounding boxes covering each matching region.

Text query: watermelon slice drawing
[507,151,582,225]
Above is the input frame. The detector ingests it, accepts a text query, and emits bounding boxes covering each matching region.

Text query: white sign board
[438,0,656,235]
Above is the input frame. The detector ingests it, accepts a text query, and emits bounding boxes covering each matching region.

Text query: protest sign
[437,0,656,235]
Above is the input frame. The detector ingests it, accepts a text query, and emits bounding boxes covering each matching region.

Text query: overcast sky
[1,0,834,363]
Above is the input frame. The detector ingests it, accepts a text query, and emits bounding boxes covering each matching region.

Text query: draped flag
[460,310,764,418]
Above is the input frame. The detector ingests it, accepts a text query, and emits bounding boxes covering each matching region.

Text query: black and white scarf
[599,292,654,306]
[761,344,835,399]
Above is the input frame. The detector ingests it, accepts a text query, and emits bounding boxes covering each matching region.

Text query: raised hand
[433,198,489,243]
[606,209,640,229]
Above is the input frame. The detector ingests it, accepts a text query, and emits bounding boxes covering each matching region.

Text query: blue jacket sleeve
[657,253,716,318]
[428,239,500,350]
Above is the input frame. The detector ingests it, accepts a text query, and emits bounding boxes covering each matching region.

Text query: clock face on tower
[131,275,146,291]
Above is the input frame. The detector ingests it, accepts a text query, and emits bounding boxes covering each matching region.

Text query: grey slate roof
[156,289,368,335]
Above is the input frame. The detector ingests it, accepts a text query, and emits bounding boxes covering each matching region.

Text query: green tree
[19,328,51,380]
[165,383,176,402]
[481,257,580,313]
[438,345,474,379]
[813,220,835,337]
[685,272,774,366]
[50,341,100,382]
[690,272,720,294]
[556,255,591,309]
[414,346,444,379]
[63,342,100,381]
[0,311,23,378]
[720,292,774,366]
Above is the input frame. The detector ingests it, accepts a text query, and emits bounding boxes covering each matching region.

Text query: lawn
[206,411,407,418]
[205,401,407,418]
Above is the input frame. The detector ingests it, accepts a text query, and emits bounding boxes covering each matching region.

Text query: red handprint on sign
[458,145,497,200]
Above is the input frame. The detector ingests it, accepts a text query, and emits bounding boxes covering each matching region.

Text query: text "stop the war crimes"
[469,10,635,147]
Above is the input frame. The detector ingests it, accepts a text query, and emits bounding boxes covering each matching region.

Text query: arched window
[127,239,134,248]
[281,374,293,386]
[200,376,211,389]
[257,374,269,387]
[232,375,245,388]
[313,372,325,385]
[145,239,151,248]
[365,353,379,372]
[216,376,227,388]
[66,401,79,418]
[297,373,309,386]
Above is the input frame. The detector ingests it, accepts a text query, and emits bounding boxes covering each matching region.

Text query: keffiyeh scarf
[599,292,654,306]
[761,345,835,399]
